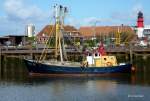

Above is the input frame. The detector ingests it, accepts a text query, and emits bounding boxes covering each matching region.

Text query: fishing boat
[24,4,134,76]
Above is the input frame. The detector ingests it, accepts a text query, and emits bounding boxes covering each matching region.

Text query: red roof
[79,26,135,37]
[37,25,79,37]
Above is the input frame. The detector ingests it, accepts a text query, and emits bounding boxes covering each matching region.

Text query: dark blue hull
[24,59,132,75]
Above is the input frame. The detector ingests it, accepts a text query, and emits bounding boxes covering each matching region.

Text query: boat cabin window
[95,53,98,57]
[88,53,92,56]
[111,57,114,60]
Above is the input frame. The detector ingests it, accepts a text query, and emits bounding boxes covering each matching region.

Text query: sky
[0,0,150,36]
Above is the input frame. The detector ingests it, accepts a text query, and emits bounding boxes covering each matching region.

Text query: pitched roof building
[36,25,136,44]
[36,25,82,43]
[79,26,135,38]
[37,25,78,37]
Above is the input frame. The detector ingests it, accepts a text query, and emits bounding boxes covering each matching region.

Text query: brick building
[36,25,83,46]
[79,26,136,45]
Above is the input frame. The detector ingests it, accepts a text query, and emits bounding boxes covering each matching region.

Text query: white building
[143,25,150,41]
[26,24,35,37]
[135,26,150,38]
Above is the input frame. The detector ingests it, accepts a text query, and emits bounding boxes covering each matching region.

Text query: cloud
[67,17,103,27]
[131,3,143,18]
[0,0,49,35]
[82,17,101,25]
[131,2,150,25]
[81,17,119,26]
[108,3,144,26]
[70,2,144,27]
[132,3,143,13]
[67,17,80,28]
[1,0,149,36]
[67,16,129,28]
[4,0,47,22]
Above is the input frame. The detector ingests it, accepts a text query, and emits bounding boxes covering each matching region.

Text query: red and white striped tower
[137,11,144,38]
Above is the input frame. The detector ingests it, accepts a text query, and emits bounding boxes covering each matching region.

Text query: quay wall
[0,47,150,76]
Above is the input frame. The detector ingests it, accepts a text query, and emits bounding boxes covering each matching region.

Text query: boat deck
[40,60,81,67]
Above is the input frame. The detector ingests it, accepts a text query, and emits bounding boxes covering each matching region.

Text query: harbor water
[0,57,150,101]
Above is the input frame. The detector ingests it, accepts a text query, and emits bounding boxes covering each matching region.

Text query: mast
[54,4,68,62]
[61,6,68,60]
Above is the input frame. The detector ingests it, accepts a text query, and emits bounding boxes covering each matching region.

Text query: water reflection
[0,71,136,86]
[1,73,149,101]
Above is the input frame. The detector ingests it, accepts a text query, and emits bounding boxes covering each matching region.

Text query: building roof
[37,25,79,37]
[79,26,135,37]
[0,36,10,39]
[5,35,27,37]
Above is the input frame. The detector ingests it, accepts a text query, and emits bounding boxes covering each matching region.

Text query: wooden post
[3,55,7,76]
[30,46,33,59]
[142,55,147,60]
[129,44,133,64]
[125,53,128,60]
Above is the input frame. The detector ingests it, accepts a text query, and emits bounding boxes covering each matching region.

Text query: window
[95,53,98,56]
[104,58,106,61]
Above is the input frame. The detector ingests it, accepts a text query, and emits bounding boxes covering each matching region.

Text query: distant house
[143,26,150,42]
[79,26,136,44]
[79,26,135,38]
[0,35,27,46]
[0,36,10,46]
[36,25,83,44]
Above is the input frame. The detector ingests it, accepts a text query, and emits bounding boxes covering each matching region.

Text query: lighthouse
[137,11,144,38]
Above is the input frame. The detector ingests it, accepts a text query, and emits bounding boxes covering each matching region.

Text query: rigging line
[38,24,55,62]
[39,15,56,60]
[40,26,55,62]
[42,26,56,61]
[41,25,55,62]
[42,34,55,61]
